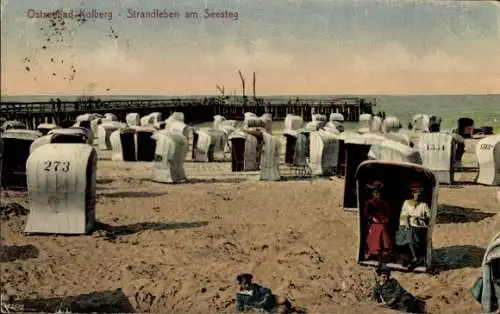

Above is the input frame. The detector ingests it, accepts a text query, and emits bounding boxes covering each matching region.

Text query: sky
[1,0,499,95]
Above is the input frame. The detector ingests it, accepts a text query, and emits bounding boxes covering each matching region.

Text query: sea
[1,94,499,130]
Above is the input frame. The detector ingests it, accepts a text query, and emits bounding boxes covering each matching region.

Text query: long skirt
[412,227,427,252]
[366,223,392,256]
[396,226,427,251]
[396,226,412,246]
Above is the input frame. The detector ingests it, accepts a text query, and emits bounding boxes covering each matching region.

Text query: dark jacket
[373,278,406,307]
[372,278,425,313]
[236,283,277,312]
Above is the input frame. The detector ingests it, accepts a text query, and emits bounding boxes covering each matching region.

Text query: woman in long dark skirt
[365,180,393,263]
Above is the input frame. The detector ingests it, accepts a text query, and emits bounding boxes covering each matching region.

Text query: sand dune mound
[2,288,133,313]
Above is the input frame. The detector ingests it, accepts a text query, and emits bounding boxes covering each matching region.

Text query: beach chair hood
[151,130,187,183]
[355,160,438,272]
[126,113,141,126]
[309,130,341,176]
[103,113,118,121]
[369,139,422,164]
[97,121,126,150]
[284,115,304,134]
[371,116,383,133]
[229,130,259,171]
[476,135,500,185]
[37,123,59,135]
[2,120,26,131]
[25,144,97,234]
[260,132,281,181]
[382,116,401,133]
[412,114,431,132]
[358,114,373,133]
[330,112,345,122]
[243,117,265,129]
[213,115,226,129]
[418,132,455,184]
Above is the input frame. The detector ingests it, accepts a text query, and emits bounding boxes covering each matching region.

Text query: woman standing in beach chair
[365,180,393,263]
[396,182,430,268]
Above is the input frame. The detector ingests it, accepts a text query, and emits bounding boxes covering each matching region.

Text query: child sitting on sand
[235,273,306,313]
[371,265,426,313]
[235,273,277,312]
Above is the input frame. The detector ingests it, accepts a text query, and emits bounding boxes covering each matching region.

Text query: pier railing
[1,96,375,128]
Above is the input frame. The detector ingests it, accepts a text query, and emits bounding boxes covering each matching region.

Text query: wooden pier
[0,96,375,128]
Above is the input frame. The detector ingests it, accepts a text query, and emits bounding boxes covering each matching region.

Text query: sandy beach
[0,137,498,313]
[2,0,499,311]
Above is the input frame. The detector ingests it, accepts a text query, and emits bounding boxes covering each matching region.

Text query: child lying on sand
[372,265,426,313]
[235,273,306,313]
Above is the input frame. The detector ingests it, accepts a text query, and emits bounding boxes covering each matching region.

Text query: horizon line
[2,92,499,98]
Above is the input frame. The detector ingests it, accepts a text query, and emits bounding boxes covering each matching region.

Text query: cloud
[85,41,143,74]
[57,41,146,89]
[6,41,147,93]
[203,39,294,71]
[350,41,499,74]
